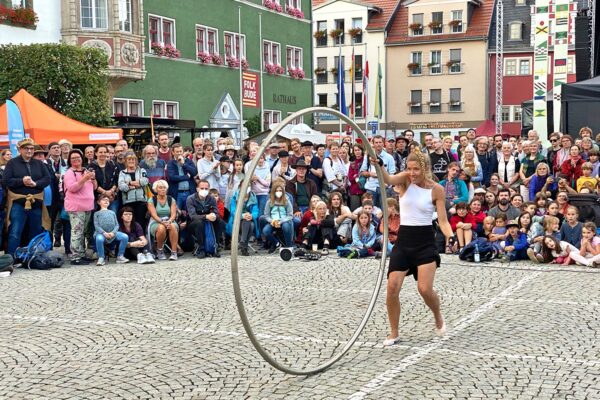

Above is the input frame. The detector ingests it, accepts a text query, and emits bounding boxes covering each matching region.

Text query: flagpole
[338,33,342,136]
[377,46,380,136]
[259,12,264,133]
[238,6,243,148]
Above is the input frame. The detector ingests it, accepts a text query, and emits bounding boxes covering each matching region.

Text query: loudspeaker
[575,14,591,81]
[279,247,294,261]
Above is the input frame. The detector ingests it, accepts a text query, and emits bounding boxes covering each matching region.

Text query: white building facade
[0,0,62,45]
[312,0,399,135]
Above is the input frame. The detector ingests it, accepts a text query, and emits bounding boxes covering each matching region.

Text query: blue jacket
[529,174,557,200]
[477,151,498,187]
[226,190,259,236]
[351,223,377,249]
[438,178,469,204]
[506,231,529,251]
[166,158,198,198]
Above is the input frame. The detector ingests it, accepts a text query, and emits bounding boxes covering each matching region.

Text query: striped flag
[337,49,347,116]
[349,47,355,119]
[374,62,382,119]
[363,60,369,119]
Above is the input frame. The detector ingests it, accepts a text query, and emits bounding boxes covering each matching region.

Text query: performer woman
[372,148,453,346]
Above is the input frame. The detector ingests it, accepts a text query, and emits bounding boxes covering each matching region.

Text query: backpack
[152,195,174,209]
[28,251,65,270]
[204,221,217,255]
[14,230,53,268]
[458,237,498,262]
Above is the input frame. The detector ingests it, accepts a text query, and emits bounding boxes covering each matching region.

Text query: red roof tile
[311,0,402,31]
[386,0,494,45]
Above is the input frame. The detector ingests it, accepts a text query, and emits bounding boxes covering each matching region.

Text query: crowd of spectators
[2,126,600,268]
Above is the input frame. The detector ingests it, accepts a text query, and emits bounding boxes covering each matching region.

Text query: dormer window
[430,12,443,34]
[450,10,463,33]
[508,21,522,41]
[410,13,423,36]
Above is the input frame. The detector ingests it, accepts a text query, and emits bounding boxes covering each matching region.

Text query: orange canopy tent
[0,89,121,146]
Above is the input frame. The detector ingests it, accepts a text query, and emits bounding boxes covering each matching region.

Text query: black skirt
[388,225,441,281]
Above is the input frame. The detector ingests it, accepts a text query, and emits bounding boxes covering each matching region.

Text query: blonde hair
[543,216,559,231]
[152,179,169,192]
[483,216,495,234]
[406,147,433,180]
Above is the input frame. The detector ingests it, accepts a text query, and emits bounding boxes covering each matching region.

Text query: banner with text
[242,72,260,108]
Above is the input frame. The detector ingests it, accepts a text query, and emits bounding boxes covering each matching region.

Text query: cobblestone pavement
[1,253,599,399]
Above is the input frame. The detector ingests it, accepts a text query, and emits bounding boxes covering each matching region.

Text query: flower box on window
[330,67,338,74]
[428,21,442,28]
[313,30,327,39]
[113,113,123,117]
[407,102,421,107]
[266,63,285,75]
[448,20,462,27]
[427,102,440,106]
[288,68,305,79]
[151,43,181,58]
[314,67,326,75]
[329,28,343,39]
[348,27,362,38]
[427,62,439,68]
[226,56,249,70]
[212,54,224,65]
[264,0,283,12]
[409,23,422,30]
[0,5,38,28]
[450,101,461,105]
[446,60,459,67]
[286,7,304,19]
[407,62,420,70]
[198,52,213,64]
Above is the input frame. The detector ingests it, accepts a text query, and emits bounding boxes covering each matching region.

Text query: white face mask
[275,191,283,199]
[198,189,209,198]
[218,145,225,152]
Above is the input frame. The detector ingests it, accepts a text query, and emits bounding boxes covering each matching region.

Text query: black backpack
[459,238,498,262]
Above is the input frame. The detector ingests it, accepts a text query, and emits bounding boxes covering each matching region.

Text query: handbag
[358,175,367,190]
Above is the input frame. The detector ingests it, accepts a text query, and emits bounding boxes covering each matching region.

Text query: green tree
[244,113,261,137]
[0,43,113,127]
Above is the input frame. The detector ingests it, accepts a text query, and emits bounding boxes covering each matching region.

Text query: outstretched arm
[433,184,453,239]
[369,157,408,186]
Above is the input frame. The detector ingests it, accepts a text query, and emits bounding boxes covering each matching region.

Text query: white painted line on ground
[347,272,542,400]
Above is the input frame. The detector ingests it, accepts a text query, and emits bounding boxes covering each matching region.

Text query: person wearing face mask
[215,138,227,161]
[187,179,222,258]
[261,183,294,253]
[226,186,259,256]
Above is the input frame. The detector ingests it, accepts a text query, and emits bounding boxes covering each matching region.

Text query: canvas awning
[474,120,517,137]
[0,89,122,146]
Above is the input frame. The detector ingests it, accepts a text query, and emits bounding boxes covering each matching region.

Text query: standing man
[157,132,172,163]
[189,137,205,165]
[266,143,280,170]
[139,145,166,187]
[404,130,415,141]
[493,134,504,161]
[422,133,435,153]
[288,138,303,166]
[167,143,198,210]
[47,141,66,247]
[3,139,51,256]
[360,135,396,208]
[475,137,498,187]
[430,137,453,181]
[83,146,95,167]
[546,132,562,173]
[466,128,477,144]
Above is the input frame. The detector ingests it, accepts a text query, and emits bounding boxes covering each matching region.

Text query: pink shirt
[63,169,95,212]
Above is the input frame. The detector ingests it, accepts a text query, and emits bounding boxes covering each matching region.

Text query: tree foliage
[244,113,261,137]
[0,43,113,126]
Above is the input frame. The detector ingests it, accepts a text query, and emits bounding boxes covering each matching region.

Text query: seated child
[482,216,495,240]
[577,162,597,193]
[489,212,508,243]
[568,222,600,267]
[527,215,561,263]
[377,198,400,255]
[501,220,529,261]
[94,194,130,266]
[449,202,475,253]
[559,206,583,248]
[340,211,378,258]
[541,235,576,265]
[119,206,153,264]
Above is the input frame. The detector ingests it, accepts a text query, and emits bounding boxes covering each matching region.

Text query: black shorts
[388,225,441,281]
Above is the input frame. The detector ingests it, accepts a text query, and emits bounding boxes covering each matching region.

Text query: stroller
[567,193,600,225]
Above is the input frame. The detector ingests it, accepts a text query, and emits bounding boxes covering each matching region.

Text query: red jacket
[469,210,486,225]
[560,157,584,188]
[450,213,476,231]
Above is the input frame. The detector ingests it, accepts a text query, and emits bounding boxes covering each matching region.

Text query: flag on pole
[374,62,382,119]
[349,47,355,119]
[363,60,369,120]
[6,99,25,156]
[337,53,347,116]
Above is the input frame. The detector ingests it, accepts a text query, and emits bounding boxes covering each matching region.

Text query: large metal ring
[231,107,389,375]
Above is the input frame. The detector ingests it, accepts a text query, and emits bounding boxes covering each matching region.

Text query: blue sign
[6,99,25,156]
[367,121,378,128]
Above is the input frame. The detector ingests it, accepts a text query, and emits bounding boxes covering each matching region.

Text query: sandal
[445,244,453,255]
[321,246,329,255]
[383,336,401,346]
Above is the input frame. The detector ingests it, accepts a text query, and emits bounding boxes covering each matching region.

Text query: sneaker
[347,249,358,259]
[156,249,167,260]
[0,265,14,277]
[268,243,279,254]
[241,247,250,256]
[374,251,382,259]
[169,253,178,261]
[535,253,545,263]
[591,260,600,268]
[499,254,510,263]
[116,256,129,264]
[81,256,95,263]
[195,250,206,259]
[527,248,539,263]
[53,240,61,248]
[143,253,155,264]
[137,253,145,264]
[70,258,90,266]
[96,257,106,266]
[382,336,400,346]
[211,251,221,258]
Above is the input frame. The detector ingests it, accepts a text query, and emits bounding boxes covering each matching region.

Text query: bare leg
[456,228,465,248]
[386,270,407,339]
[416,262,444,329]
[464,227,473,246]
[155,225,166,249]
[168,226,179,250]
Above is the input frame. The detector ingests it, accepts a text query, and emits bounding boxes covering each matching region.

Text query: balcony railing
[408,63,464,76]
[408,102,464,114]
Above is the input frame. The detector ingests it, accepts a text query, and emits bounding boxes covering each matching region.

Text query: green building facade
[114,0,313,144]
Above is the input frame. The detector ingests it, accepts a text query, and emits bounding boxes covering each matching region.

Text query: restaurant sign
[409,122,464,129]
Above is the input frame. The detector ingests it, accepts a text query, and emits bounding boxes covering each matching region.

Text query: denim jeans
[255,194,269,237]
[176,191,190,211]
[262,220,294,247]
[95,232,128,258]
[7,203,43,256]
[367,188,382,209]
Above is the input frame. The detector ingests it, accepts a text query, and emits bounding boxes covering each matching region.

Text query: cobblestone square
[1,254,599,399]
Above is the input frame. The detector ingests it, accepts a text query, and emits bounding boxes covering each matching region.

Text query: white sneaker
[169,252,178,261]
[96,257,106,266]
[143,253,155,264]
[137,253,145,264]
[156,249,167,260]
[116,255,129,264]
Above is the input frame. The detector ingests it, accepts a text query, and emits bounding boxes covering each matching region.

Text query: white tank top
[399,183,435,226]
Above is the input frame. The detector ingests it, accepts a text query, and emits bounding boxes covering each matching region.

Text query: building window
[504,59,517,75]
[224,32,246,59]
[263,40,281,67]
[429,50,442,74]
[451,10,463,33]
[286,46,303,70]
[449,49,461,73]
[286,112,304,125]
[501,106,511,122]
[351,18,363,44]
[449,88,462,112]
[354,92,363,118]
[501,105,523,122]
[514,106,522,121]
[429,89,441,113]
[81,0,108,29]
[333,55,344,81]
[149,15,175,46]
[431,12,443,34]
[286,0,301,11]
[196,25,219,56]
[316,20,327,46]
[508,22,522,41]
[567,55,576,74]
[410,52,422,75]
[515,0,526,5]
[316,57,327,84]
[334,19,345,44]
[354,54,363,81]
[317,93,327,107]
[264,110,282,130]
[152,101,179,119]
[119,0,132,32]
[113,98,144,117]
[410,90,422,114]
[411,13,423,36]
[519,59,530,75]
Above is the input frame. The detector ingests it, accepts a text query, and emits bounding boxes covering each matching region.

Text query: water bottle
[474,243,480,263]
